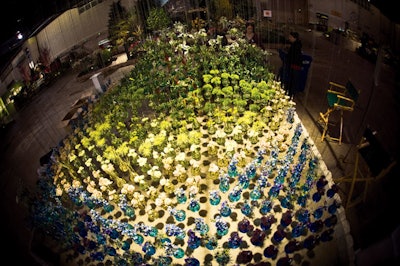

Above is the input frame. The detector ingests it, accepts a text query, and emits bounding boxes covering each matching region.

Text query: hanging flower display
[27,19,342,266]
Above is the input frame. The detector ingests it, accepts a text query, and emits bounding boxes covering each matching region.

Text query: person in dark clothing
[279,31,302,98]
[244,22,264,49]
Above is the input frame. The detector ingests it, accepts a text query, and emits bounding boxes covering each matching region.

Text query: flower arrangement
[215,215,230,236]
[26,18,335,266]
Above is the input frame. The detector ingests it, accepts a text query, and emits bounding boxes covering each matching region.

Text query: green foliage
[108,0,130,46]
[146,7,171,32]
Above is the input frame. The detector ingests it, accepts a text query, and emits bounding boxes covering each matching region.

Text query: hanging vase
[219,176,230,193]
[188,199,201,212]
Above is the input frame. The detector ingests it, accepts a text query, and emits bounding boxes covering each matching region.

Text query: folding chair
[335,127,397,208]
[318,81,359,144]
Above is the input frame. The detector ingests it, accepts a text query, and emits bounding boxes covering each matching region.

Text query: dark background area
[0,0,79,70]
[0,0,398,45]
[0,0,398,70]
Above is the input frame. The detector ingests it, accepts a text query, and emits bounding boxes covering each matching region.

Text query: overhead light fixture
[16,31,23,40]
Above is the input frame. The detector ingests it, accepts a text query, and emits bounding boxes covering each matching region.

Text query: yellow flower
[138,140,153,157]
[176,132,189,147]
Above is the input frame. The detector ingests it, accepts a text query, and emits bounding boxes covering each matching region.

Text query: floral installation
[26,18,340,266]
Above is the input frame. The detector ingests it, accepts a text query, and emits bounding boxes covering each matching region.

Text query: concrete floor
[1,26,399,265]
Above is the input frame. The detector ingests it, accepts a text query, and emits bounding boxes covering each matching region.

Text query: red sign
[263,10,272,18]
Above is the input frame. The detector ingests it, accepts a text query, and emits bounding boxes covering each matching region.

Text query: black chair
[335,127,396,208]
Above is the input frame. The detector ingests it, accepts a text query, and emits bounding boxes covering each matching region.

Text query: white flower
[272,115,281,123]
[217,153,226,160]
[276,134,285,142]
[159,178,168,186]
[133,191,141,199]
[145,204,153,213]
[134,175,144,184]
[164,197,172,206]
[231,125,243,135]
[146,186,157,197]
[72,180,81,188]
[174,187,185,196]
[186,176,194,185]
[155,197,164,207]
[77,166,84,174]
[225,139,238,152]
[128,148,137,158]
[158,192,167,199]
[215,128,227,138]
[86,184,95,194]
[137,157,148,167]
[56,187,63,196]
[91,189,103,199]
[193,175,201,183]
[121,184,135,194]
[207,139,218,148]
[162,157,174,170]
[190,144,200,151]
[101,163,115,173]
[208,38,218,47]
[190,159,201,169]
[96,154,103,163]
[175,152,186,162]
[99,177,113,187]
[147,166,162,179]
[173,164,186,177]
[245,141,253,151]
[247,129,258,138]
[208,163,219,173]
[85,158,92,167]
[189,185,198,196]
[131,198,139,207]
[89,180,96,187]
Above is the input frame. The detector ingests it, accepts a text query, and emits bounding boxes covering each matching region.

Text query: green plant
[146,7,171,32]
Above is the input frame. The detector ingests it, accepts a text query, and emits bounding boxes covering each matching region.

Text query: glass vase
[217,227,229,237]
[142,241,156,256]
[238,218,254,234]
[209,192,221,206]
[177,194,187,204]
[173,209,186,222]
[228,232,242,249]
[250,186,262,200]
[188,199,200,212]
[219,177,230,193]
[205,237,218,250]
[220,201,231,217]
[187,230,201,250]
[238,174,250,189]
[241,201,252,216]
[173,247,185,259]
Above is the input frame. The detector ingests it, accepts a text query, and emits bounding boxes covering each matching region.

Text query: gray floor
[1,26,399,265]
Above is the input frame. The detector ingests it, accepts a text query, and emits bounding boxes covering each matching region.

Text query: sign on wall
[263,10,272,18]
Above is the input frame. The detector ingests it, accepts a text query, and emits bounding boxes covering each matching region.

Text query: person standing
[280,31,302,98]
[244,22,264,49]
